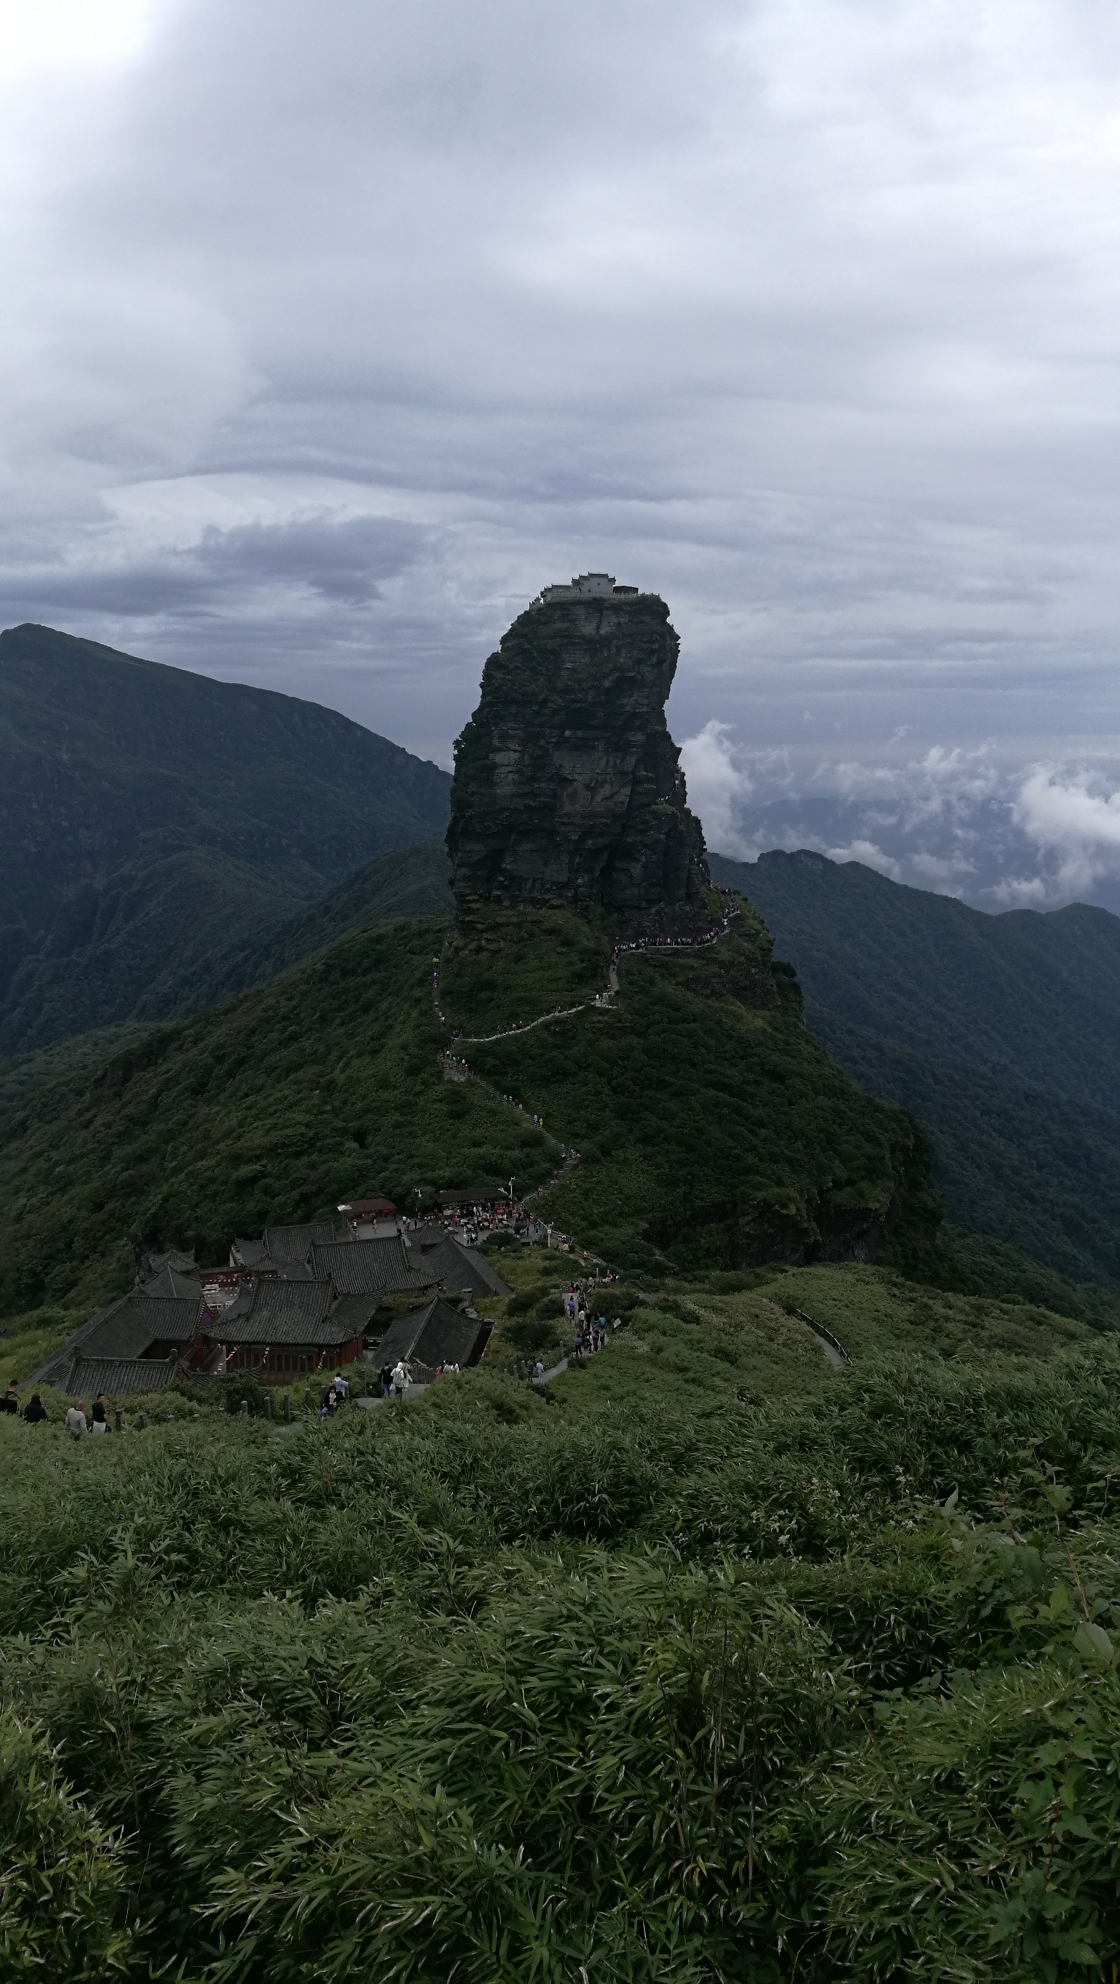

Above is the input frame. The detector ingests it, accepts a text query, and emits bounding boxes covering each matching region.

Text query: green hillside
[4,1255,1120,1980]
[0,891,938,1314]
[712,849,1120,1286]
[0,623,451,1057]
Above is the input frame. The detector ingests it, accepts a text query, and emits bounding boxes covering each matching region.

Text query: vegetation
[716,847,1120,1284]
[0,916,558,1312]
[0,899,939,1311]
[0,623,450,1057]
[450,905,939,1275]
[3,1255,1120,1979]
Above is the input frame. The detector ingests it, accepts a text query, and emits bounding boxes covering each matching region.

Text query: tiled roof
[372,1298,491,1373]
[67,1356,178,1397]
[437,1186,509,1206]
[411,1238,513,1298]
[310,1238,436,1296]
[27,1293,203,1387]
[329,1293,381,1337]
[232,1236,271,1268]
[263,1222,339,1262]
[218,1279,347,1346]
[139,1265,203,1299]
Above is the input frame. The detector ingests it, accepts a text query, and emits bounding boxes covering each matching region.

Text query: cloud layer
[680,722,1120,910]
[2,0,1120,884]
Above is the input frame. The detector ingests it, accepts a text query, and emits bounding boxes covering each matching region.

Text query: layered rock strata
[447,592,710,931]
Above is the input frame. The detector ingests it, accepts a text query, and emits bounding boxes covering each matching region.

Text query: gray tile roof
[68,1356,178,1398]
[217,1279,360,1348]
[263,1222,340,1262]
[409,1237,513,1298]
[329,1293,381,1337]
[371,1298,491,1373]
[310,1238,436,1296]
[139,1265,203,1299]
[27,1293,203,1387]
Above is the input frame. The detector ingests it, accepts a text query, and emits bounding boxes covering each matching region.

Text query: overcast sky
[4,0,1120,903]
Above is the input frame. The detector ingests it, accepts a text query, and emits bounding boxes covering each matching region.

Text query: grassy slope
[713,848,1120,1284]
[3,1259,1119,1979]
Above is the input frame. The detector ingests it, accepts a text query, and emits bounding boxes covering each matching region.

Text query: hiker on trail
[332,1369,349,1400]
[65,1400,88,1439]
[90,1393,110,1435]
[534,1358,545,1380]
[392,1360,409,1398]
[379,1363,393,1399]
[1,1385,18,1415]
[22,1392,47,1423]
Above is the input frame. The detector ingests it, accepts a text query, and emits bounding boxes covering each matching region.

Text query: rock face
[447,592,710,930]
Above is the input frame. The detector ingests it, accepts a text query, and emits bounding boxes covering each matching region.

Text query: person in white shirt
[332,1369,349,1400]
[65,1402,88,1439]
[391,1361,409,1398]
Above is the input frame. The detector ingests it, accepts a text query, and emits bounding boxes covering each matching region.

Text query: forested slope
[0,623,451,1055]
[0,894,938,1312]
[713,849,1120,1285]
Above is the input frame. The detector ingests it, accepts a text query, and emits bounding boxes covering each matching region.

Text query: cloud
[1,0,1120,812]
[676,722,1120,909]
[1008,768,1120,898]
[679,720,752,857]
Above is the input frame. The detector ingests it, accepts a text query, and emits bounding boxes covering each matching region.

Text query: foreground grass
[3,1262,1119,1981]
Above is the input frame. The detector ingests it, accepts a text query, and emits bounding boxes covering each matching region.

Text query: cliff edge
[446,592,710,932]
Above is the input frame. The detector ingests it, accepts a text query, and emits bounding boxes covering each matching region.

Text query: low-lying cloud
[680,720,1120,912]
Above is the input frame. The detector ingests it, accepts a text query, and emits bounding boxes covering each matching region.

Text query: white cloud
[824,839,903,879]
[679,720,753,857]
[1010,767,1120,897]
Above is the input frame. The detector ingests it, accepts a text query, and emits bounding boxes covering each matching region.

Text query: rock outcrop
[447,590,710,931]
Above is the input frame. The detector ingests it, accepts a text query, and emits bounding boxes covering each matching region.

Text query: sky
[3,0,1120,907]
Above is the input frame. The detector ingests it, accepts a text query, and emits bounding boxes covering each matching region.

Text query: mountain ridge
[0,623,452,1056]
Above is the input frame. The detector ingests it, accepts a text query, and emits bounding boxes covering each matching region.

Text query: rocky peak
[446,591,710,931]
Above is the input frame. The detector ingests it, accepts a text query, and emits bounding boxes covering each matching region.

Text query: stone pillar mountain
[447,587,711,932]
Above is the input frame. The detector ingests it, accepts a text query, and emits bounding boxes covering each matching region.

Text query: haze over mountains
[0,624,451,1056]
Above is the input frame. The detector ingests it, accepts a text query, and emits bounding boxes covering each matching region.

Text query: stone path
[789,1307,849,1367]
[450,898,740,1047]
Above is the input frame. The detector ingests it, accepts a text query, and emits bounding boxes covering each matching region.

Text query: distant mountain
[711,849,1120,1286]
[190,839,454,1009]
[0,624,451,1056]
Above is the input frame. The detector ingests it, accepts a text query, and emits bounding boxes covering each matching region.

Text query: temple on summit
[530,571,643,605]
[447,581,711,932]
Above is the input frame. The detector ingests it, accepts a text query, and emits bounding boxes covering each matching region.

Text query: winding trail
[450,897,741,1047]
[429,889,743,1238]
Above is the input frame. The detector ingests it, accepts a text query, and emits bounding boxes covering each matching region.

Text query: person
[534,1358,545,1381]
[1,1385,18,1415]
[90,1393,110,1435]
[65,1400,88,1439]
[22,1392,47,1423]
[319,1387,338,1418]
[332,1369,349,1401]
[392,1360,409,1398]
[379,1363,393,1399]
